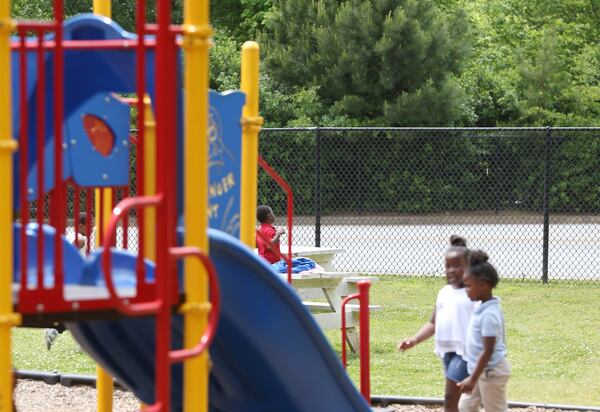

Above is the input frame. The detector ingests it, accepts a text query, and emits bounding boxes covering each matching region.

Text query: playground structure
[0,1,373,411]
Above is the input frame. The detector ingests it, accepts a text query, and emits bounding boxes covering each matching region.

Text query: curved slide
[68,229,371,412]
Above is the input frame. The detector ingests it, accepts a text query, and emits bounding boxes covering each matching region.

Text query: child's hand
[74,234,86,250]
[457,376,476,394]
[275,227,286,236]
[397,338,416,352]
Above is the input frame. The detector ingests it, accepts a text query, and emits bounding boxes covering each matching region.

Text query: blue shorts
[443,352,469,382]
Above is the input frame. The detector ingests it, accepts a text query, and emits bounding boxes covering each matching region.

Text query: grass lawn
[11,277,600,406]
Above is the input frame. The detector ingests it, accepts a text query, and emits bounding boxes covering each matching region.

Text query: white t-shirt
[434,284,474,358]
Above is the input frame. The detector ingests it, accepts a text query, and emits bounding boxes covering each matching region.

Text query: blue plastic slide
[68,229,371,411]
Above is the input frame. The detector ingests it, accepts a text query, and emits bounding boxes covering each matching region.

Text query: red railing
[340,280,371,404]
[101,195,164,316]
[15,4,67,313]
[167,247,220,362]
[257,156,294,284]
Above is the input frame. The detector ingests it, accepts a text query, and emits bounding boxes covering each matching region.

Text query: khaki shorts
[459,357,511,412]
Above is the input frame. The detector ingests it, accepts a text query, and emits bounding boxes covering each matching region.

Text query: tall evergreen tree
[262,0,471,126]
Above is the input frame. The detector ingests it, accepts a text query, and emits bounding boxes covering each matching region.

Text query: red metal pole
[155,0,177,407]
[10,38,160,50]
[111,187,117,247]
[52,0,65,292]
[99,188,105,242]
[135,0,147,287]
[257,156,294,284]
[85,188,92,256]
[14,21,57,31]
[357,280,371,404]
[73,183,80,247]
[35,31,45,289]
[122,187,129,250]
[339,281,371,404]
[340,293,358,370]
[19,30,29,291]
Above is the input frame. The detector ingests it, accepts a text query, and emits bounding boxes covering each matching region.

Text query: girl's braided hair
[468,249,499,288]
[450,235,467,247]
[447,235,468,256]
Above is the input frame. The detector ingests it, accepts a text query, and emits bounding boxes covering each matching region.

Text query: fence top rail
[261,126,600,132]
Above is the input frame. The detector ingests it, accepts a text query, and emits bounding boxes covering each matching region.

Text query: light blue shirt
[465,298,507,373]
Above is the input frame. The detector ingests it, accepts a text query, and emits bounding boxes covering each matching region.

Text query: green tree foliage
[10,0,181,32]
[262,0,472,126]
[458,0,600,126]
[212,0,273,42]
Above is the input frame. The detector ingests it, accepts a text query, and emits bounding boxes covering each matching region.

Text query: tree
[458,0,600,126]
[261,0,472,126]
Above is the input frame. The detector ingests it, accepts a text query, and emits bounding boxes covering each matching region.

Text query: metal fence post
[314,127,322,247]
[542,126,552,284]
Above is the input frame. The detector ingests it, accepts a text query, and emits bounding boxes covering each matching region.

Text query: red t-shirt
[256,223,280,264]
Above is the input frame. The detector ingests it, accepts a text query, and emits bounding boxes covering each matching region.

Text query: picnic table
[269,246,381,353]
[277,245,345,271]
[280,271,380,352]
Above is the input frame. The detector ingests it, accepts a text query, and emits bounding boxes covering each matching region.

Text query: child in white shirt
[398,235,474,412]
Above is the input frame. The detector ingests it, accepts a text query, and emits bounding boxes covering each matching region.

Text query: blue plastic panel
[10,14,165,206]
[66,92,130,187]
[12,223,84,287]
[207,91,246,237]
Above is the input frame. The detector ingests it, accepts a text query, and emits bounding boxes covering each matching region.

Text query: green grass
[11,278,600,406]
[12,328,95,374]
[335,277,600,406]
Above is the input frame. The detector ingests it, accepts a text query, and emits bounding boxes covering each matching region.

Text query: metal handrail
[101,194,163,316]
[340,280,371,404]
[167,246,220,362]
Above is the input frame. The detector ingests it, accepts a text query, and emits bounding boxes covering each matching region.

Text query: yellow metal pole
[0,4,21,412]
[93,188,113,412]
[93,3,114,412]
[182,0,211,411]
[93,0,111,18]
[143,96,157,261]
[239,41,263,248]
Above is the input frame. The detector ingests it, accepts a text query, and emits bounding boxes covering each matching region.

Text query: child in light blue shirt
[458,250,511,412]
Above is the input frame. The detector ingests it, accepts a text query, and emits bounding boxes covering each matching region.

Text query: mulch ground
[14,379,589,411]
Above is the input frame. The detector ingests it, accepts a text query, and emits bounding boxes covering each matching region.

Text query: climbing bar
[101,194,164,317]
[10,38,163,50]
[15,20,58,31]
[341,281,371,404]
[167,247,220,363]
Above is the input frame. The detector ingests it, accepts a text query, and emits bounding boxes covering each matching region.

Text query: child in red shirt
[256,205,286,264]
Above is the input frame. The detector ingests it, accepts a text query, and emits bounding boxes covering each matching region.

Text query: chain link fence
[259,127,600,282]
[18,128,597,282]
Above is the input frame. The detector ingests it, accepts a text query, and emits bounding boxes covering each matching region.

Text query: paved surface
[68,221,599,280]
[287,223,600,280]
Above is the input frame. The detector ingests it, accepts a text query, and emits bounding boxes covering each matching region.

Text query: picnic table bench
[258,245,382,352]
[282,271,381,353]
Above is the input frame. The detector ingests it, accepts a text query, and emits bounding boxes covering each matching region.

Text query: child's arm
[457,336,496,393]
[270,227,286,245]
[397,307,435,351]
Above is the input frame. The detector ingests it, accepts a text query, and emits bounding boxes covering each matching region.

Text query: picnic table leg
[322,287,359,353]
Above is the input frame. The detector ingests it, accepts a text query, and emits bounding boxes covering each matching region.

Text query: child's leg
[443,353,470,412]
[458,382,481,412]
[479,358,511,412]
[444,378,461,412]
